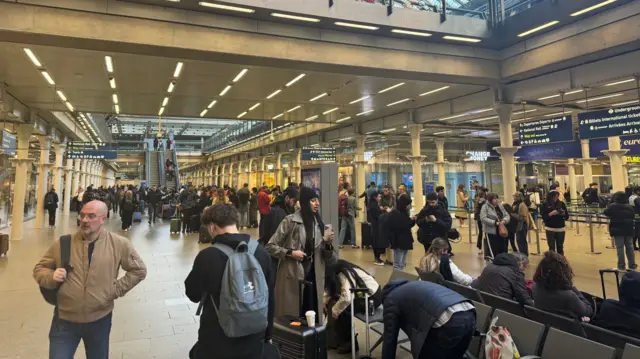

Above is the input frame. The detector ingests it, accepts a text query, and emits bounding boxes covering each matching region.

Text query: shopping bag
[484,317,521,359]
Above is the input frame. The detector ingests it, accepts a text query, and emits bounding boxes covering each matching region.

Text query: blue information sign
[66,142,117,160]
[518,115,573,145]
[578,104,640,139]
[515,141,582,162]
[301,147,336,162]
[2,130,16,156]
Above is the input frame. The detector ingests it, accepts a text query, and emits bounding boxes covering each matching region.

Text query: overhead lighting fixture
[565,89,584,95]
[310,93,327,102]
[159,107,165,116]
[114,104,120,114]
[272,113,284,120]
[23,48,42,67]
[322,107,339,115]
[336,116,351,123]
[305,115,318,121]
[167,82,175,93]
[249,102,261,111]
[470,115,499,123]
[387,98,411,107]
[349,96,369,104]
[286,74,306,87]
[442,35,482,43]
[433,130,452,135]
[420,86,450,96]
[162,97,169,107]
[41,71,55,85]
[200,109,208,117]
[198,2,255,13]
[271,13,320,22]
[56,90,67,102]
[65,102,75,112]
[610,100,639,107]
[576,93,624,103]
[391,29,432,37]
[378,82,405,94]
[380,128,396,133]
[357,110,374,116]
[208,100,217,108]
[112,94,119,104]
[173,62,184,78]
[537,94,560,101]
[108,78,117,89]
[544,112,567,117]
[571,0,617,17]
[232,69,248,82]
[287,105,301,113]
[237,111,247,118]
[605,78,635,87]
[267,89,282,99]
[518,20,560,37]
[219,85,232,96]
[334,21,379,30]
[513,109,537,115]
[105,56,114,73]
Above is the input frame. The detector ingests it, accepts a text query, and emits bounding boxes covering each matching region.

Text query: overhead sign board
[301,147,336,162]
[465,151,490,161]
[518,115,573,145]
[515,141,582,162]
[2,130,16,157]
[66,142,117,160]
[578,105,640,139]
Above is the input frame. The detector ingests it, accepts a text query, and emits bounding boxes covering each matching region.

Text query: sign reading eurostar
[578,105,640,139]
[518,116,573,145]
[66,142,117,160]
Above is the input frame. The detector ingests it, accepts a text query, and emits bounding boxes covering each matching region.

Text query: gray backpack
[205,240,269,338]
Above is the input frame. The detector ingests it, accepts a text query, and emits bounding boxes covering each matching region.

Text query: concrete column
[354,135,367,221]
[567,158,578,206]
[229,163,236,188]
[602,136,628,193]
[53,144,65,208]
[434,139,446,188]
[34,136,52,229]
[72,159,80,201]
[494,103,519,200]
[622,156,629,188]
[389,167,397,188]
[580,139,594,189]
[409,124,425,212]
[63,159,73,215]
[291,150,302,185]
[9,124,35,241]
[248,159,255,190]
[275,154,283,189]
[221,164,227,187]
[260,157,267,186]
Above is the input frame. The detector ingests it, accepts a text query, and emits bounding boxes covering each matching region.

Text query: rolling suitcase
[199,225,212,243]
[170,217,181,233]
[350,288,373,359]
[361,222,372,249]
[599,269,622,299]
[133,211,142,223]
[272,280,327,359]
[138,200,145,212]
[0,233,8,256]
[190,214,200,233]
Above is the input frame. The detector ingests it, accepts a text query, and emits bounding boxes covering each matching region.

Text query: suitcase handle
[350,287,370,359]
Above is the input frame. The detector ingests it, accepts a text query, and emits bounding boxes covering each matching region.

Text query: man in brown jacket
[33,200,147,359]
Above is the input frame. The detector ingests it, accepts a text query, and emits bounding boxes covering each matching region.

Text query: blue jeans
[419,311,476,359]
[49,312,112,359]
[393,249,408,270]
[339,216,356,245]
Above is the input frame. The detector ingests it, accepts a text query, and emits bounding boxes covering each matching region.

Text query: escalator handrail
[145,150,151,185]
[158,151,166,187]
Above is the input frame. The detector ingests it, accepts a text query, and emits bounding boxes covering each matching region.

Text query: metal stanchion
[531,228,541,256]
[468,219,473,244]
[576,215,581,235]
[587,214,602,255]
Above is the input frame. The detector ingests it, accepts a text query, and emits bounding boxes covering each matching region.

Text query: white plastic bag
[484,317,521,359]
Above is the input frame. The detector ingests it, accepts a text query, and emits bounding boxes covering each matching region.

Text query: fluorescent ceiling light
[23,48,42,67]
[237,111,247,118]
[267,89,281,99]
[470,115,499,122]
[162,97,169,107]
[433,130,452,135]
[518,21,560,37]
[167,82,175,93]
[219,85,232,96]
[513,109,537,115]
[357,110,374,116]
[105,56,114,73]
[56,90,67,102]
[565,89,584,95]
[114,104,120,114]
[305,115,318,121]
[200,109,207,117]
[173,62,184,78]
[287,105,301,113]
[349,96,369,104]
[571,0,617,17]
[159,107,165,116]
[378,82,405,94]
[391,29,432,37]
[233,69,248,82]
[65,102,75,112]
[387,98,411,107]
[109,78,116,89]
[208,100,217,108]
[443,35,481,43]
[610,100,639,107]
[322,107,339,115]
[310,93,327,102]
[537,94,560,101]
[543,112,567,117]
[198,2,255,13]
[272,113,284,120]
[605,78,635,87]
[249,103,261,111]
[286,74,306,87]
[41,71,55,85]
[112,94,119,104]
[420,86,450,96]
[576,93,624,103]
[336,116,351,123]
[380,128,396,133]
[334,22,379,30]
[271,13,320,22]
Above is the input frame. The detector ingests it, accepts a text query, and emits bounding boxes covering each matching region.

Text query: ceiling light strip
[380,128,396,133]
[334,21,378,30]
[605,78,635,87]
[249,103,261,111]
[310,93,327,102]
[442,35,481,43]
[378,82,405,94]
[391,29,432,37]
[305,115,318,121]
[336,116,351,123]
[349,96,369,104]
[173,62,184,78]
[518,20,560,37]
[576,93,624,103]
[322,107,339,115]
[287,105,301,113]
[286,74,306,87]
[233,69,248,82]
[357,110,374,116]
[271,13,320,22]
[570,0,617,17]
[198,2,255,13]
[387,98,411,107]
[267,89,282,99]
[419,86,450,96]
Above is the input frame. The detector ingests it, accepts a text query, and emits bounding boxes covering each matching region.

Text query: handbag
[498,222,509,238]
[485,317,521,359]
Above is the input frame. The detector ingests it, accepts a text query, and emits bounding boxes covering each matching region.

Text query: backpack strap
[247,239,259,255]
[60,235,72,272]
[212,242,234,257]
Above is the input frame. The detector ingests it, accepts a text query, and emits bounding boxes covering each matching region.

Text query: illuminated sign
[466,151,490,161]
[518,115,573,145]
[578,105,640,139]
[301,147,336,162]
[626,156,640,163]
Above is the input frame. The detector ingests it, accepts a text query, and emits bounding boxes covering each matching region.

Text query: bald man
[34,200,147,359]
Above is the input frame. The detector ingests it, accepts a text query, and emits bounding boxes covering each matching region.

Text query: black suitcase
[190,214,200,232]
[361,222,372,249]
[199,225,212,243]
[272,280,327,359]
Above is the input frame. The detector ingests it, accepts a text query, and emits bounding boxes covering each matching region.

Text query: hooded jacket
[259,195,294,247]
[258,189,271,215]
[386,195,415,250]
[593,271,640,339]
[381,280,472,359]
[415,203,452,247]
[185,233,275,359]
[474,253,533,306]
[604,192,635,237]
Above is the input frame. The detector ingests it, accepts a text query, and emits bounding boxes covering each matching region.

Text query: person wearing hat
[259,186,299,247]
[266,186,337,322]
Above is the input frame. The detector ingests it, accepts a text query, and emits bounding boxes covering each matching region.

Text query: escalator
[164,149,180,190]
[158,150,166,187]
[147,151,161,187]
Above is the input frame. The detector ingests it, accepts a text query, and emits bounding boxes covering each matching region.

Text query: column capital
[435,160,446,165]
[352,160,368,166]
[407,155,427,162]
[494,146,520,156]
[63,167,74,173]
[434,138,446,147]
[580,139,590,145]
[581,158,596,163]
[10,158,35,166]
[602,149,629,157]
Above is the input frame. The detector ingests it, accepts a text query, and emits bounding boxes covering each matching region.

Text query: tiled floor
[0,211,625,358]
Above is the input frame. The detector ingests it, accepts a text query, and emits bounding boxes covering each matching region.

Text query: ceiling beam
[178,123,190,136]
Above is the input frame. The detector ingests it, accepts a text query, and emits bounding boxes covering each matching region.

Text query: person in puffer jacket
[604,191,637,271]
[473,252,533,306]
[593,271,640,339]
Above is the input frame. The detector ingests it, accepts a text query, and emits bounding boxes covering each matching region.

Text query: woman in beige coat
[456,184,470,227]
[266,186,336,323]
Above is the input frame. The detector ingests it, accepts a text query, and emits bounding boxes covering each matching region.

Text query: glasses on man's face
[78,213,98,220]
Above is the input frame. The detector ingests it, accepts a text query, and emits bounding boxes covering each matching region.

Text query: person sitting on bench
[593,271,640,339]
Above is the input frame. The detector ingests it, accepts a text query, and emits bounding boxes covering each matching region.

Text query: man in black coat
[258,187,298,247]
[382,280,476,359]
[185,204,275,359]
[44,187,59,228]
[146,185,163,224]
[416,192,452,252]
[473,253,533,305]
[603,191,637,270]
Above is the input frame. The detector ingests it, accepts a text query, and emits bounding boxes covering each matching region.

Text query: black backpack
[45,193,55,206]
[40,235,71,305]
[523,193,532,207]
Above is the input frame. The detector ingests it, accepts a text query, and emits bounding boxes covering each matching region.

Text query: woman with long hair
[455,184,469,227]
[512,192,531,256]
[417,238,473,286]
[532,251,593,320]
[386,194,415,270]
[266,186,337,324]
[368,192,385,265]
[480,193,510,257]
[120,190,137,231]
[474,190,486,254]
[324,260,381,354]
[541,190,570,255]
[212,188,229,205]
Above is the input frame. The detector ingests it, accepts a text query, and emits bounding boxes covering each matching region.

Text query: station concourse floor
[0,211,626,359]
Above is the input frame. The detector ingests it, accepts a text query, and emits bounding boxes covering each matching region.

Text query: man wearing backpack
[33,200,146,359]
[185,203,275,359]
[45,187,59,228]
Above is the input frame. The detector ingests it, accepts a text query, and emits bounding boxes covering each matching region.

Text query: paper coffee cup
[305,310,316,327]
